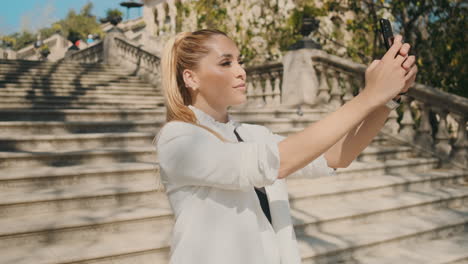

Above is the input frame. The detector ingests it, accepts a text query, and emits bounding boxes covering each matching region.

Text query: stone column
[143,0,160,37]
[103,28,126,66]
[281,49,320,108]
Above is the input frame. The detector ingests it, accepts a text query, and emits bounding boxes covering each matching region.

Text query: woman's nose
[235,63,246,80]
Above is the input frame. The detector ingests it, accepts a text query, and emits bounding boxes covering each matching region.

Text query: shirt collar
[188,105,240,131]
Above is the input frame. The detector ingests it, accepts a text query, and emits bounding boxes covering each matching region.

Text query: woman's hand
[362,35,416,106]
[394,42,418,100]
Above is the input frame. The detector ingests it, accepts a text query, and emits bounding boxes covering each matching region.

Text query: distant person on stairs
[153,29,417,264]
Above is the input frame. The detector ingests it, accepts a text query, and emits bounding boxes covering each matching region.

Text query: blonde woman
[154,29,417,263]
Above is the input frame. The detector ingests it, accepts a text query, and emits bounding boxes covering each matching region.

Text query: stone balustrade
[308,49,467,168]
[114,37,162,88]
[66,41,103,63]
[244,63,283,108]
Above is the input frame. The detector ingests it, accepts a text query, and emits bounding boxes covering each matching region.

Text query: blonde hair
[156,29,234,144]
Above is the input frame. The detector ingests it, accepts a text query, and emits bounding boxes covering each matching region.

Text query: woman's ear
[183,69,199,91]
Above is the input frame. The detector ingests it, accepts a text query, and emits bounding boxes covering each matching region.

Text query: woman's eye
[222,60,245,66]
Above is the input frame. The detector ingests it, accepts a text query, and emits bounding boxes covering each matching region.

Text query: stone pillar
[143,0,160,37]
[1,48,16,59]
[103,28,126,66]
[281,49,320,108]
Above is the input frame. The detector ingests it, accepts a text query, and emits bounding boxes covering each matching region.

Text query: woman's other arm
[324,47,417,168]
[277,35,410,179]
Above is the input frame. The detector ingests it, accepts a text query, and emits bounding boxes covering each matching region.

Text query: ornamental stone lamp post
[281,16,322,110]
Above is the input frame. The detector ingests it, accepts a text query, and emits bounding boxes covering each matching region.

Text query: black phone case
[379,19,394,50]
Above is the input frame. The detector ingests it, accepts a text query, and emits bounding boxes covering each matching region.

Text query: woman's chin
[229,95,248,107]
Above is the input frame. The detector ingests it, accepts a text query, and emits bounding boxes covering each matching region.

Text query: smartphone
[379,18,394,50]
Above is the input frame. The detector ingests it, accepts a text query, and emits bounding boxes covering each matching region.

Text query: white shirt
[155,105,336,264]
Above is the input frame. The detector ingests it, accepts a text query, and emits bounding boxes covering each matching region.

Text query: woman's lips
[234,83,246,91]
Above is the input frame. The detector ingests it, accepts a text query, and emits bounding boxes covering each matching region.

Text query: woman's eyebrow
[218,54,242,59]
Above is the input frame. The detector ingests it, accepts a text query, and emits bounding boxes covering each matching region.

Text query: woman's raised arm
[277,35,409,179]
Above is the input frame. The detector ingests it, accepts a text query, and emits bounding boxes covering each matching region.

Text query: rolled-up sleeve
[155,122,280,191]
[266,128,336,179]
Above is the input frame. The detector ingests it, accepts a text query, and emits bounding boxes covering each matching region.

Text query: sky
[0,0,143,35]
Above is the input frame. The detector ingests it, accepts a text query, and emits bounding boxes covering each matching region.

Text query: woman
[154,29,417,263]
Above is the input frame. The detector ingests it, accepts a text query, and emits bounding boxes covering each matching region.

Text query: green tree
[54,2,103,40]
[314,0,467,98]
[2,2,103,51]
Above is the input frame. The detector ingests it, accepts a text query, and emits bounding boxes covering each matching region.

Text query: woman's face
[186,35,247,110]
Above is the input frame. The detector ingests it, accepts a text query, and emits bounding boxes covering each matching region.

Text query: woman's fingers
[402,55,416,71]
[399,43,411,57]
[382,35,403,61]
[405,65,418,80]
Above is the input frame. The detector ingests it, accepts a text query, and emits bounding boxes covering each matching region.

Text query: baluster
[246,77,255,107]
[271,70,281,106]
[254,74,264,107]
[383,107,400,135]
[328,69,342,110]
[433,107,452,159]
[315,64,330,105]
[341,72,354,104]
[451,114,467,167]
[398,96,416,141]
[262,72,274,107]
[414,101,433,150]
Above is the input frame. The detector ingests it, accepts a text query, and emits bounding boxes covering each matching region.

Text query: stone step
[0,132,156,152]
[0,170,462,262]
[0,158,446,219]
[0,74,147,83]
[229,107,328,119]
[0,196,172,237]
[0,163,162,218]
[0,146,157,170]
[270,127,393,146]
[357,144,416,161]
[354,232,468,264]
[0,215,170,264]
[333,157,440,178]
[296,196,468,263]
[0,60,124,72]
[0,70,139,78]
[0,99,163,109]
[0,120,164,135]
[287,168,467,200]
[0,79,148,87]
[290,180,468,234]
[0,109,166,122]
[0,70,134,78]
[0,93,163,102]
[0,87,161,97]
[0,82,156,90]
[235,116,320,130]
[0,117,320,136]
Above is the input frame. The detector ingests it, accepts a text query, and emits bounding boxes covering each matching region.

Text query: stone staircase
[0,59,467,264]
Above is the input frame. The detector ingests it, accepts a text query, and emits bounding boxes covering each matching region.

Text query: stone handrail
[308,49,467,168]
[65,41,103,63]
[244,63,283,108]
[114,37,162,88]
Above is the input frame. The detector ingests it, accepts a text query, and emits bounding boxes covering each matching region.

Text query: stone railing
[65,41,103,63]
[308,49,467,168]
[114,37,161,88]
[244,63,283,108]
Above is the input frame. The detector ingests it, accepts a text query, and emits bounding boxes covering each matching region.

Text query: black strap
[233,128,273,225]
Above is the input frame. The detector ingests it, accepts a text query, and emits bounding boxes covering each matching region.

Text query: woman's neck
[191,101,229,123]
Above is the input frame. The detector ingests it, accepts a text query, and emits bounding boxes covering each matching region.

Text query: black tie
[233,128,272,225]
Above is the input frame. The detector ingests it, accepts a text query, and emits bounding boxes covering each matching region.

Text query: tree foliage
[1,3,103,51]
[308,0,467,97]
